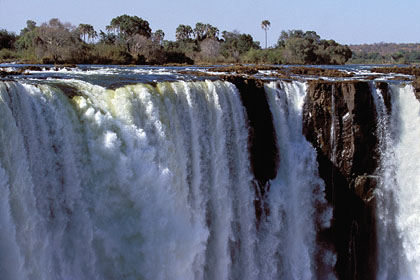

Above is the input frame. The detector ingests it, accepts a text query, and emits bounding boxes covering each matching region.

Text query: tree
[194,22,206,41]
[107,15,152,54]
[315,39,352,64]
[205,24,219,39]
[20,20,36,36]
[277,30,320,47]
[128,34,166,64]
[98,30,117,45]
[15,20,38,50]
[220,31,260,62]
[88,29,98,43]
[0,29,17,49]
[276,30,352,64]
[34,18,83,63]
[77,24,95,43]
[109,15,151,39]
[152,29,165,45]
[175,24,193,41]
[261,20,270,49]
[194,23,219,41]
[199,38,220,60]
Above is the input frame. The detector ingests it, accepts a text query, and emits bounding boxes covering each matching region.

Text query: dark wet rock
[288,67,354,77]
[0,70,22,76]
[51,83,81,99]
[23,65,43,71]
[371,67,420,101]
[354,175,378,203]
[208,65,354,78]
[371,66,420,76]
[210,64,280,75]
[54,64,78,69]
[375,82,392,114]
[303,80,378,280]
[372,66,420,100]
[223,75,278,221]
[411,77,420,101]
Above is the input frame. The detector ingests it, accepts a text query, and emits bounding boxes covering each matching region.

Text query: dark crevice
[225,76,279,222]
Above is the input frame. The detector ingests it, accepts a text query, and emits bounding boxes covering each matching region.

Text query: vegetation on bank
[348,43,420,64]
[0,15,353,65]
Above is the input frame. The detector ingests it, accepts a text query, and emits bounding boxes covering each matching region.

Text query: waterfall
[0,80,258,280]
[371,82,403,279]
[373,83,420,279]
[261,81,334,280]
[0,78,333,280]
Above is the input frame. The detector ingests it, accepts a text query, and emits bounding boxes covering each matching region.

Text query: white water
[262,81,335,280]
[0,78,332,279]
[374,83,420,279]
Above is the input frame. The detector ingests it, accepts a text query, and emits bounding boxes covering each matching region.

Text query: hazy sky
[0,0,419,46]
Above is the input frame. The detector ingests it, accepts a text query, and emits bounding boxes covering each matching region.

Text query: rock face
[226,76,279,221]
[303,81,378,280]
[224,76,384,278]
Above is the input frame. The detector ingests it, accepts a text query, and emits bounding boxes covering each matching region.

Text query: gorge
[0,65,419,280]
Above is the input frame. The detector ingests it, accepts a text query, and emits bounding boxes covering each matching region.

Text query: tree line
[348,43,420,64]
[0,15,352,65]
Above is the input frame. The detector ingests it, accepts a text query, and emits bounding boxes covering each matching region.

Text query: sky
[0,0,419,46]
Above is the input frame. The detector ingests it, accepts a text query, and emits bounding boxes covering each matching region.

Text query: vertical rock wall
[303,81,378,280]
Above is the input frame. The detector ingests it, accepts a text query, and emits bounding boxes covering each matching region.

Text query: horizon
[1,0,419,46]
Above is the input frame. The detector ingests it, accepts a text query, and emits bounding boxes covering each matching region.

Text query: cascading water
[261,81,335,280]
[0,76,333,280]
[373,83,420,279]
[0,80,259,280]
[371,82,403,279]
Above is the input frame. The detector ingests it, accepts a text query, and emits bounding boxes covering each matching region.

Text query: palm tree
[153,29,165,44]
[87,29,97,43]
[261,20,271,49]
[175,24,193,41]
[78,23,95,43]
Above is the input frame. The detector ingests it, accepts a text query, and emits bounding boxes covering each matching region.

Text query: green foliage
[33,18,84,63]
[77,24,97,43]
[105,15,153,55]
[0,48,19,60]
[98,30,117,45]
[220,31,260,62]
[15,20,38,50]
[193,23,219,41]
[276,30,351,65]
[20,20,36,35]
[128,35,167,64]
[261,20,271,31]
[0,29,17,49]
[164,51,194,64]
[164,39,199,56]
[109,15,151,39]
[1,17,354,65]
[261,20,270,49]
[242,48,283,64]
[89,43,133,64]
[152,30,165,45]
[349,46,420,64]
[316,40,352,64]
[175,25,193,41]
